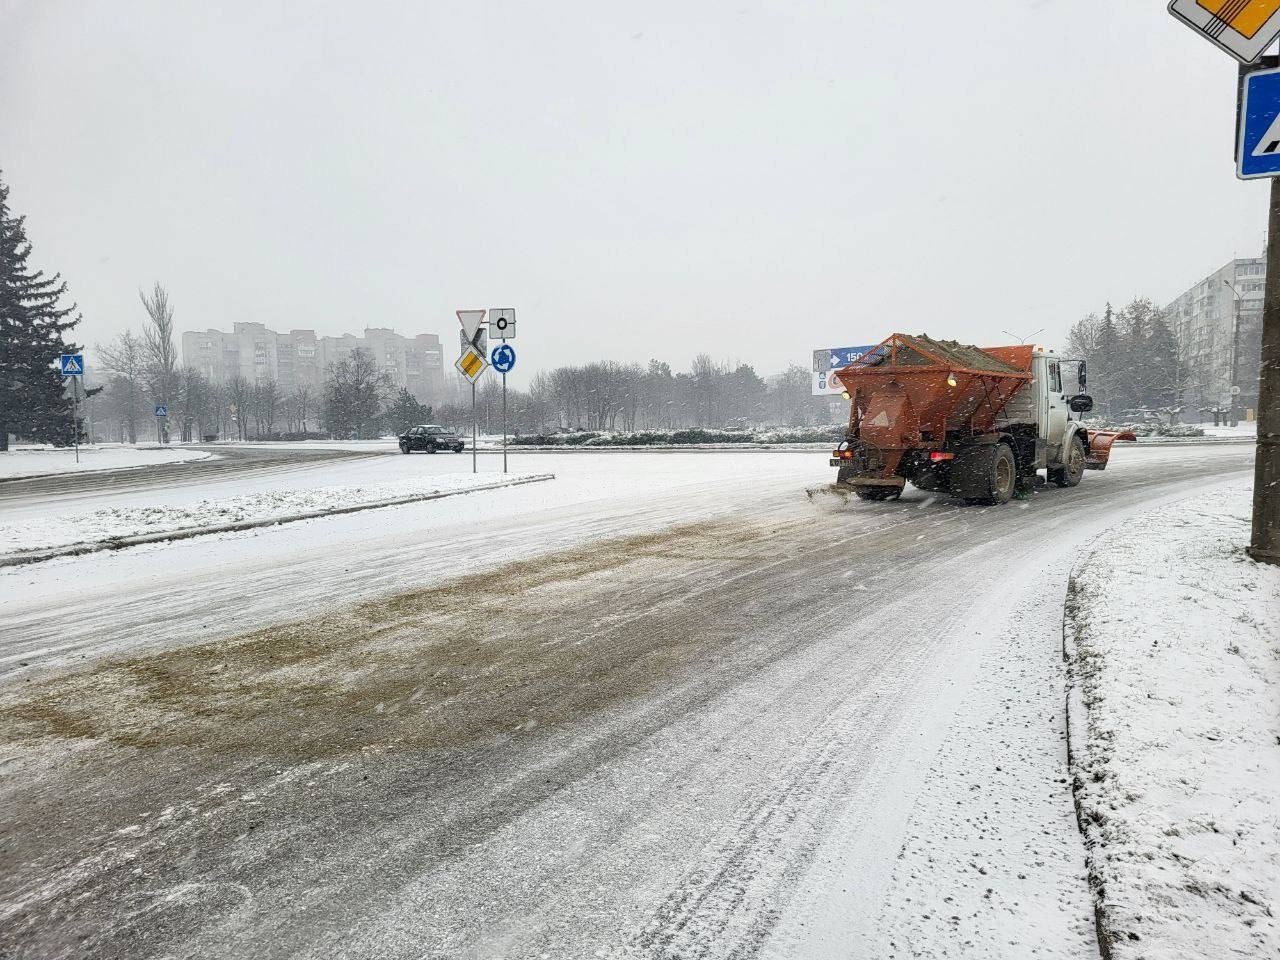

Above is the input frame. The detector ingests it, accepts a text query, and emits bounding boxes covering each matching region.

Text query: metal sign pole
[72,377,80,464]
[472,380,478,474]
[502,372,508,474]
[1231,292,1242,427]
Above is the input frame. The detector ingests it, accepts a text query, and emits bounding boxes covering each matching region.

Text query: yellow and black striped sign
[455,347,487,382]
[1170,0,1280,62]
[1198,0,1280,40]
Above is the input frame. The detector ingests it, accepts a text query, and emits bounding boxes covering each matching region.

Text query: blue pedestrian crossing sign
[59,353,84,377]
[154,404,169,418]
[491,343,516,374]
[1238,67,1280,179]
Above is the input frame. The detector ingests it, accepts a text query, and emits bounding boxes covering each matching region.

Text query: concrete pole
[1250,176,1280,565]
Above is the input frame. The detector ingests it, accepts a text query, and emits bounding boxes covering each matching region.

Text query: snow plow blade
[1084,430,1137,470]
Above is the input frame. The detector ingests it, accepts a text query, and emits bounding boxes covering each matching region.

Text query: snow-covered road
[0,444,1255,959]
[0,443,214,479]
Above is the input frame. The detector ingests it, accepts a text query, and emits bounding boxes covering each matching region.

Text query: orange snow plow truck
[825,333,1136,505]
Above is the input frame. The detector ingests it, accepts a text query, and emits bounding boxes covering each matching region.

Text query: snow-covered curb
[0,445,214,480]
[1063,487,1280,959]
[0,473,555,566]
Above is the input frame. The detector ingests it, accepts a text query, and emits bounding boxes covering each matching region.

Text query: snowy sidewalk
[0,473,553,563]
[0,444,212,479]
[1064,486,1280,959]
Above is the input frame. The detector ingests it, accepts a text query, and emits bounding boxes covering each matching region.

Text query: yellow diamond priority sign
[1169,0,1280,64]
[456,346,487,383]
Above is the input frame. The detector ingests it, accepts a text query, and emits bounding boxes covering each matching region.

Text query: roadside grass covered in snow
[0,473,548,556]
[1064,486,1279,959]
[0,444,213,478]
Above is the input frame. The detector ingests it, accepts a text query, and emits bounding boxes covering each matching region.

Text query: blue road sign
[59,353,84,377]
[491,343,516,374]
[1238,67,1280,179]
[829,345,874,369]
[154,404,169,418]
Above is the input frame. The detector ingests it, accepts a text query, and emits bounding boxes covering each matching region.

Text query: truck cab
[998,350,1092,481]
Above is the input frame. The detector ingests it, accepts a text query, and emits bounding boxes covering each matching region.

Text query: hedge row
[507,427,845,447]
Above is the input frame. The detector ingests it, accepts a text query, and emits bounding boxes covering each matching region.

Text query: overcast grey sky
[0,1,1269,382]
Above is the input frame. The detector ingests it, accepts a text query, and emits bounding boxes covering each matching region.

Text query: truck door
[1041,359,1070,463]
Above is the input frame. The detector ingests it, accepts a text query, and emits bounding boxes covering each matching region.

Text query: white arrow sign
[457,309,486,342]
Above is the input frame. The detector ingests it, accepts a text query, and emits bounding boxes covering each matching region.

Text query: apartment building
[1164,256,1265,418]
[180,324,444,404]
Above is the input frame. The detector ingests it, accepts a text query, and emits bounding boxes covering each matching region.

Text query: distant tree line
[424,355,833,438]
[92,340,436,442]
[95,336,330,443]
[1064,297,1183,421]
[94,347,839,443]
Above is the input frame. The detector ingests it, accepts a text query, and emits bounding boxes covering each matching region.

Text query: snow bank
[0,445,212,479]
[0,473,550,556]
[1200,423,1257,439]
[508,427,845,447]
[1064,487,1280,958]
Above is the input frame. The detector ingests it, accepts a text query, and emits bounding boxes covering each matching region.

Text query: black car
[399,424,465,454]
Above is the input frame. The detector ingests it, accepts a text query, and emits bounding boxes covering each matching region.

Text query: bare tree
[254,379,281,437]
[139,283,178,441]
[226,375,253,441]
[292,383,314,433]
[97,331,149,443]
[212,381,231,439]
[690,353,723,427]
[175,367,214,442]
[1065,312,1102,361]
[640,360,675,428]
[769,365,814,427]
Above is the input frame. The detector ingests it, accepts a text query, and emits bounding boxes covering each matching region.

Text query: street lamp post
[1001,328,1045,345]
[1224,279,1243,427]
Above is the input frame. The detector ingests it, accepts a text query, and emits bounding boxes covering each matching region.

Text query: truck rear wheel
[966,443,1015,506]
[952,442,1015,505]
[1049,435,1086,488]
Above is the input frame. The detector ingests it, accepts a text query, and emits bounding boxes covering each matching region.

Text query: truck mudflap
[1084,429,1137,470]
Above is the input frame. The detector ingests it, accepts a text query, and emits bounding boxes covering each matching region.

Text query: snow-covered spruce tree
[1093,303,1123,419]
[0,172,83,451]
[383,387,429,434]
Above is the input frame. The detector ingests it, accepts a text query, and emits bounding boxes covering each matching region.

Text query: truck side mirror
[1069,394,1094,414]
[1078,361,1087,388]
